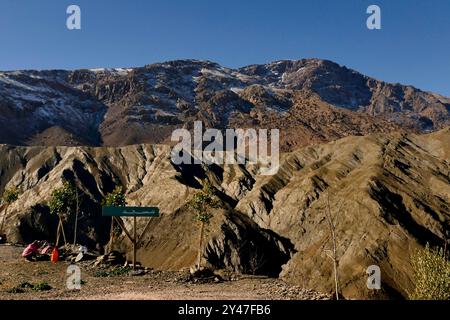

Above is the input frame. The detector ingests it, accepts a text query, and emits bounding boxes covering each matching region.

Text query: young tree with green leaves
[0,186,20,235]
[49,180,77,246]
[408,243,450,300]
[103,186,127,253]
[187,182,220,269]
[103,186,127,207]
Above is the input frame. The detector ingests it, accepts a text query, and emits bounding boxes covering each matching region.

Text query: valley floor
[0,245,328,300]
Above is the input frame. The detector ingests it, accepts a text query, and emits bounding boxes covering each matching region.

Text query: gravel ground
[0,244,329,300]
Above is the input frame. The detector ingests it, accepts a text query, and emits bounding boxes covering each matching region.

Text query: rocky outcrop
[239,59,450,131]
[0,128,448,299]
[235,127,449,299]
[0,143,293,276]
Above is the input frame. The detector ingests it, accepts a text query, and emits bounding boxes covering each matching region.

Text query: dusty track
[0,245,328,300]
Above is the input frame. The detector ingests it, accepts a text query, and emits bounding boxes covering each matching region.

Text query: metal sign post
[102,206,160,270]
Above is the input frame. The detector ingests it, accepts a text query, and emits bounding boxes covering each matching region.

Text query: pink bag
[22,242,39,258]
[39,245,53,255]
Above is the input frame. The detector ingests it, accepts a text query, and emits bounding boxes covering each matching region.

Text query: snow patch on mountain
[89,68,132,76]
[230,87,244,93]
[0,73,53,93]
[200,68,233,79]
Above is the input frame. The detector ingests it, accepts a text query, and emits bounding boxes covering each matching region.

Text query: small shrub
[7,287,24,294]
[7,281,52,293]
[94,270,110,278]
[409,243,450,300]
[109,266,131,276]
[19,282,34,289]
[32,281,52,291]
[2,187,19,204]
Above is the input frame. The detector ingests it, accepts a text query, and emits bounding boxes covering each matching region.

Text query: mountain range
[0,59,449,299]
[1,59,449,150]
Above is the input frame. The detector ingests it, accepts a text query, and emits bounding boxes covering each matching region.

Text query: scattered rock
[189,266,224,283]
[128,270,146,277]
[93,251,125,267]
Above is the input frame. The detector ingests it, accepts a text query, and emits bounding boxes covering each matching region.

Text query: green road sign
[102,206,160,217]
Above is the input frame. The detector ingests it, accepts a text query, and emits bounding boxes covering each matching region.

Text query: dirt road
[0,244,329,300]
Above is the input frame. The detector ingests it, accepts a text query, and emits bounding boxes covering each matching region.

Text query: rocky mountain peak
[0,59,448,148]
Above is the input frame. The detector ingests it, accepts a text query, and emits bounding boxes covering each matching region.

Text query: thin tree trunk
[326,194,340,300]
[55,219,62,247]
[197,221,205,268]
[0,205,8,234]
[330,222,339,300]
[73,188,79,246]
[60,215,67,246]
[108,217,115,254]
[444,241,448,260]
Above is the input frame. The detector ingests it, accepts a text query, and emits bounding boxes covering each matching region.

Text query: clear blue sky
[0,0,449,96]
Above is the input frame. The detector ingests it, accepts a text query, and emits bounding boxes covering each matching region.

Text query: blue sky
[0,0,449,96]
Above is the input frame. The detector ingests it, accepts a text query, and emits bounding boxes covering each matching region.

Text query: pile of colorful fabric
[22,240,54,261]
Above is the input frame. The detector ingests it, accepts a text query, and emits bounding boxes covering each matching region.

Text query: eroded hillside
[0,128,448,299]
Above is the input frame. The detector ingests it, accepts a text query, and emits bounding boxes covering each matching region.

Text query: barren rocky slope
[0,128,448,299]
[1,59,449,149]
